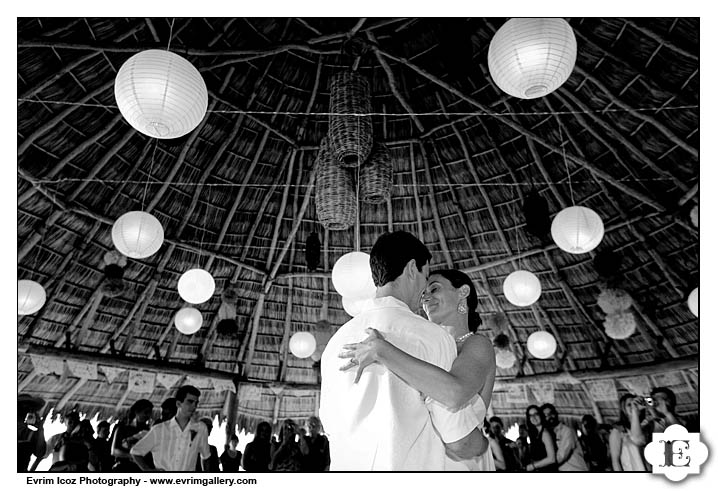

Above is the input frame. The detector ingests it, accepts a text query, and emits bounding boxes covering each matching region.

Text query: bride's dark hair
[431,269,481,332]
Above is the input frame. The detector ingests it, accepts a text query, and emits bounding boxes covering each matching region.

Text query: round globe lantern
[112,211,164,259]
[688,287,698,317]
[527,331,557,359]
[18,280,46,315]
[331,252,376,299]
[488,18,577,99]
[114,50,208,139]
[175,307,203,335]
[177,268,216,304]
[551,206,604,254]
[289,332,317,359]
[503,270,542,307]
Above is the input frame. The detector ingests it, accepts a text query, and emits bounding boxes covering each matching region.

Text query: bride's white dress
[444,394,496,471]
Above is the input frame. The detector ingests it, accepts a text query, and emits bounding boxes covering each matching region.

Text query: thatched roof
[18,17,698,432]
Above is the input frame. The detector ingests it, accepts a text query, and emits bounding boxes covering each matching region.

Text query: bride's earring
[457,299,468,315]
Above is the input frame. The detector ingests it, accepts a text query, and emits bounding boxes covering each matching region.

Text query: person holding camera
[18,394,46,472]
[608,394,647,471]
[269,419,309,471]
[641,387,686,435]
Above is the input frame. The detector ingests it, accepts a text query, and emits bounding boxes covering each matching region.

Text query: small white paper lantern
[688,287,698,317]
[178,268,216,304]
[503,270,542,307]
[495,349,517,369]
[18,280,46,315]
[175,307,203,335]
[289,332,317,359]
[603,312,637,340]
[527,331,557,359]
[342,292,376,318]
[488,18,577,99]
[112,211,164,259]
[551,206,604,254]
[115,49,208,139]
[331,252,376,299]
[690,205,698,228]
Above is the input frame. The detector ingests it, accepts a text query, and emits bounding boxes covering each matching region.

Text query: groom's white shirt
[320,296,480,470]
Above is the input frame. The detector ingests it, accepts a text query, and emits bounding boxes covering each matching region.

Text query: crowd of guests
[18,385,330,472]
[486,386,688,472]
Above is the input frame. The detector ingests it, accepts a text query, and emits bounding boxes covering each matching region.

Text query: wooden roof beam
[623,20,698,62]
[417,142,452,267]
[408,143,425,242]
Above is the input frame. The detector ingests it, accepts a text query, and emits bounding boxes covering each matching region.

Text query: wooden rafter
[408,143,424,241]
[418,143,452,267]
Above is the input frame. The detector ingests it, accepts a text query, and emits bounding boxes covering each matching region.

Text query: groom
[320,231,480,470]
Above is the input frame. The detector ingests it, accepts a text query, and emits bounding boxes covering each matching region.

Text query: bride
[340,269,496,471]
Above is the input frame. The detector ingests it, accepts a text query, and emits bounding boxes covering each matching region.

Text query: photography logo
[644,424,708,482]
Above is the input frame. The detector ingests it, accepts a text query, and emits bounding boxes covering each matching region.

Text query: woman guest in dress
[301,416,330,471]
[524,405,557,472]
[110,399,153,472]
[242,422,272,471]
[609,394,647,471]
[220,434,242,471]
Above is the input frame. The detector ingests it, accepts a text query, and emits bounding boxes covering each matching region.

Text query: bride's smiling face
[421,274,460,324]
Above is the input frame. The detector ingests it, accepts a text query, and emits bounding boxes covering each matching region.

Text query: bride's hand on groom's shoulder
[338,327,386,383]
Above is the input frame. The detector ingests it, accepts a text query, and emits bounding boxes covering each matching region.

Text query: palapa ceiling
[17,17,699,429]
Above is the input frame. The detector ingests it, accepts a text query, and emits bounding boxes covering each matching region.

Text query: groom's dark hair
[370,231,431,287]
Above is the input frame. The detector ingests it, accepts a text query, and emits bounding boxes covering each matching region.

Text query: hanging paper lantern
[488,18,577,99]
[331,252,376,299]
[687,287,698,317]
[495,349,517,369]
[551,206,604,254]
[114,49,208,139]
[503,270,541,307]
[603,312,637,340]
[18,280,46,315]
[527,331,557,359]
[342,291,376,317]
[690,205,698,228]
[289,332,317,359]
[177,268,215,304]
[112,211,164,259]
[175,307,203,335]
[596,288,633,314]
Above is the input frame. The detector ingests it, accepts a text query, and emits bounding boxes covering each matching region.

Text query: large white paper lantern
[503,270,541,307]
[112,211,164,259]
[18,280,46,315]
[688,287,698,317]
[175,307,202,335]
[289,332,317,359]
[603,312,637,340]
[488,18,577,99]
[115,49,208,139]
[331,252,376,299]
[551,206,604,254]
[527,331,557,359]
[495,349,517,369]
[178,268,215,304]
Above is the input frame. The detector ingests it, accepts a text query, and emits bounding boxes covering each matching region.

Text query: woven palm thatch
[328,71,373,167]
[359,142,393,203]
[315,138,357,230]
[17,18,698,433]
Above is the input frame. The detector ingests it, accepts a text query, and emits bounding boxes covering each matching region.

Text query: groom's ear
[458,284,470,298]
[404,259,417,279]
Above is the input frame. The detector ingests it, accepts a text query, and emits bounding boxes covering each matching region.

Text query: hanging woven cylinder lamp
[328,71,373,167]
[488,18,577,99]
[359,142,393,203]
[315,138,356,230]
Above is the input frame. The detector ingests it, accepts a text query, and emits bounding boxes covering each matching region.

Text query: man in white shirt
[320,231,480,471]
[131,385,211,471]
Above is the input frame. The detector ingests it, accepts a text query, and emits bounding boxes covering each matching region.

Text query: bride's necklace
[455,331,474,344]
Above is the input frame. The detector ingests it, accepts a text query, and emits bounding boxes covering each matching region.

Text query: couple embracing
[320,231,496,471]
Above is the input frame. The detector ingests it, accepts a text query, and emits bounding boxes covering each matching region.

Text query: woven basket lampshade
[115,50,208,139]
[328,71,373,167]
[18,280,46,315]
[488,18,577,99]
[503,270,541,307]
[315,138,356,230]
[331,251,376,299]
[177,268,216,304]
[359,142,393,203]
[551,206,604,254]
[688,287,698,317]
[111,211,164,259]
[289,332,317,359]
[527,331,557,359]
[175,307,203,335]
